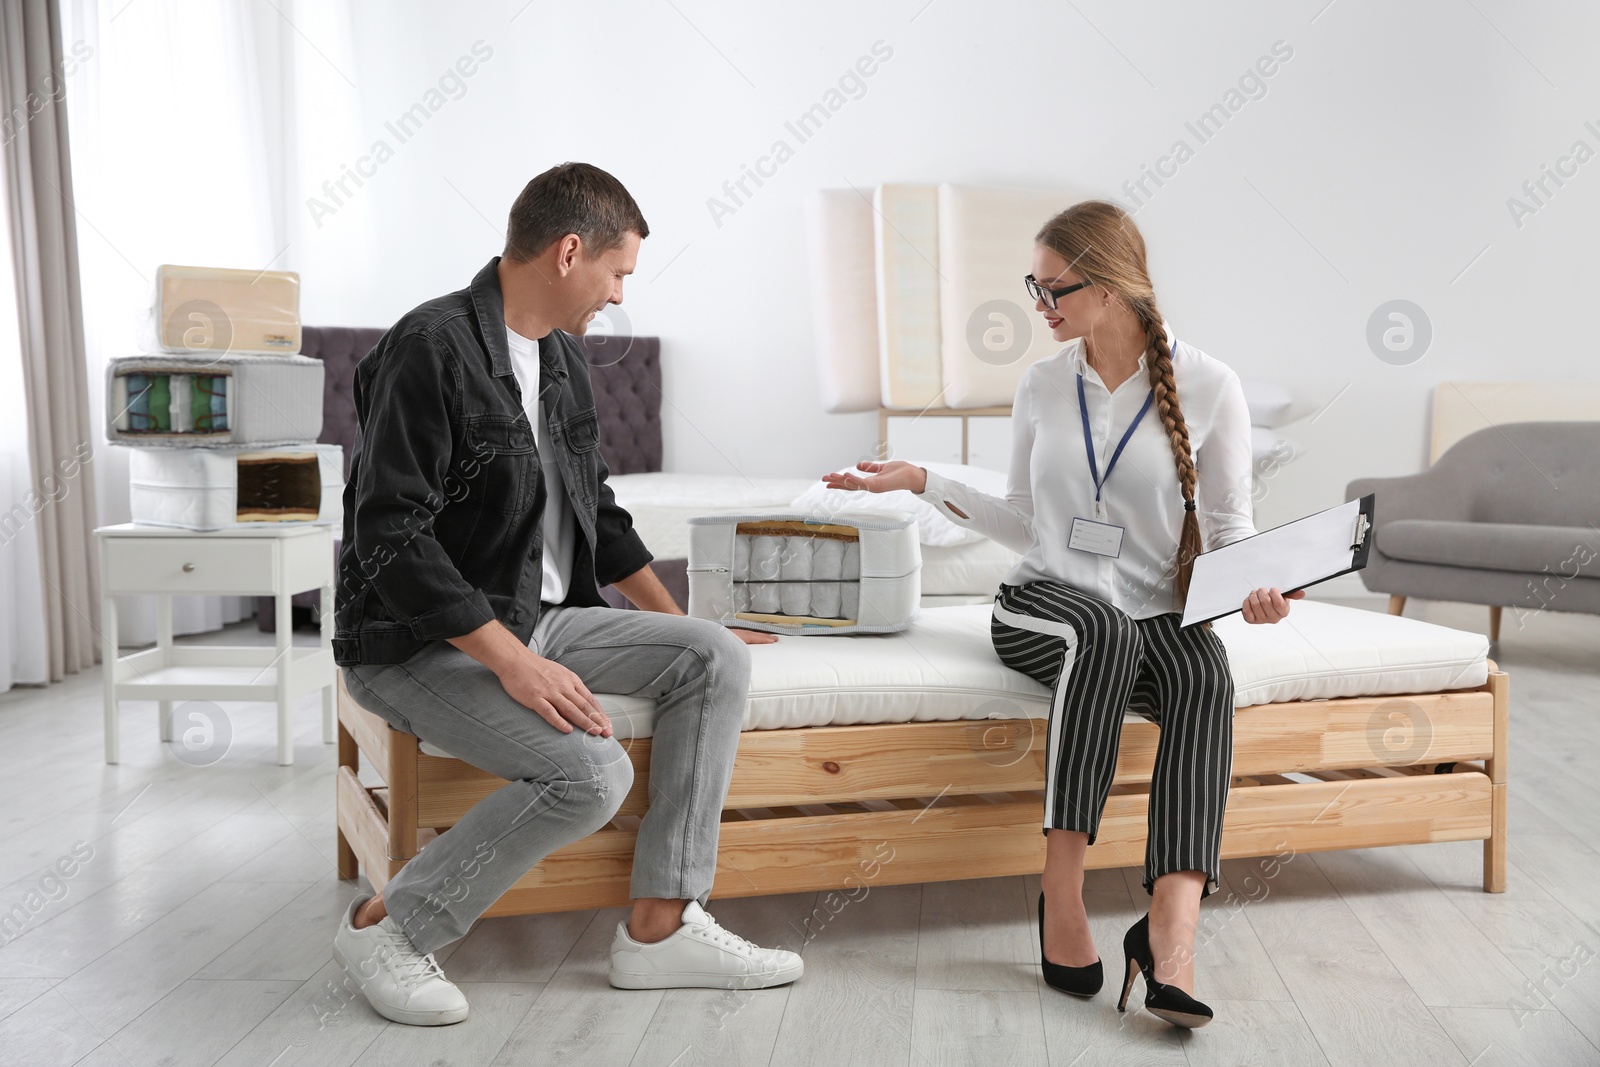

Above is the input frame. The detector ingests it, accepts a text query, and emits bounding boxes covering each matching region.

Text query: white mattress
[477,599,1489,742]
[609,473,817,560]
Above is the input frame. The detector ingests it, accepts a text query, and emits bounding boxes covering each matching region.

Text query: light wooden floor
[0,596,1596,1067]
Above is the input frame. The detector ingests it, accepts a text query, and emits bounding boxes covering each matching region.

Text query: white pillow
[789,461,1007,547]
[1239,379,1293,428]
[1251,426,1301,468]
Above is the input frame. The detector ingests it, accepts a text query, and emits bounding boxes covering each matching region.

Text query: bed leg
[1482,669,1509,893]
[1484,783,1507,893]
[337,719,359,880]
[387,729,421,863]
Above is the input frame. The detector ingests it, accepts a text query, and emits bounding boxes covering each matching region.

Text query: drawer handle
[182,563,195,573]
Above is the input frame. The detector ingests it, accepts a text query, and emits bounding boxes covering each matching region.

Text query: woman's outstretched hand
[819,460,928,495]
[1241,587,1305,624]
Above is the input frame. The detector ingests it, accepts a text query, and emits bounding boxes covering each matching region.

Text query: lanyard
[1077,370,1155,515]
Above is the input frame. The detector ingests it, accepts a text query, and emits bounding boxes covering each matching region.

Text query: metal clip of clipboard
[1350,512,1371,551]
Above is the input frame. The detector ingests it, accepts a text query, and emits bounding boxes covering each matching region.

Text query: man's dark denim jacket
[333,257,653,666]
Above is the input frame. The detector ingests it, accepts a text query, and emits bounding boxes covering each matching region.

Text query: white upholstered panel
[804,189,881,413]
[936,183,1092,408]
[1430,380,1600,463]
[873,183,943,409]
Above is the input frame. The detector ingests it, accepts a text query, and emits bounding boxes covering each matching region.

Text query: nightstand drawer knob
[182,563,196,573]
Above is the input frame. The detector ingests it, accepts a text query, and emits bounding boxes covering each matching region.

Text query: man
[331,162,801,1026]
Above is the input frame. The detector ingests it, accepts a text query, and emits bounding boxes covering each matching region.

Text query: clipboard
[1179,494,1376,628]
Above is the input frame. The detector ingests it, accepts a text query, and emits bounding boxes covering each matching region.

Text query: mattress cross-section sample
[106,353,324,448]
[128,443,343,530]
[688,509,922,634]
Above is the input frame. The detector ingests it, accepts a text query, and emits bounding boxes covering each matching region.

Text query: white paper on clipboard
[1180,497,1372,628]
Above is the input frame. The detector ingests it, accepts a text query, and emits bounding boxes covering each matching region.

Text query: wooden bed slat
[475,771,1497,916]
[336,767,400,889]
[394,689,1498,833]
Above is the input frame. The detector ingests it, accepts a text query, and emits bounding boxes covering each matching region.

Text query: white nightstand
[96,522,337,765]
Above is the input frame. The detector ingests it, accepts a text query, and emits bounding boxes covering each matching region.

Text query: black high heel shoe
[1037,892,1103,996]
[1116,912,1213,1028]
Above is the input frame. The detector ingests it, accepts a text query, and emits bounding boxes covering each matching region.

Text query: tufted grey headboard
[580,334,662,474]
[301,326,386,478]
[300,326,664,476]
[263,327,667,629]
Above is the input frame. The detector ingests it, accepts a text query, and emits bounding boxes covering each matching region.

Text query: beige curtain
[1,0,99,679]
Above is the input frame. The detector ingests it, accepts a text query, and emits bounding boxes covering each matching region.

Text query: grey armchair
[1346,420,1600,641]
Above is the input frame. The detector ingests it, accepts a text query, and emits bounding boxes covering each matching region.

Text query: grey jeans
[342,605,751,954]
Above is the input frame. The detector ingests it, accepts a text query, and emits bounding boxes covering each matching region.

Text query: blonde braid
[1135,302,1203,604]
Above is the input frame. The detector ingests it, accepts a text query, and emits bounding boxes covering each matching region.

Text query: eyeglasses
[1024,274,1092,310]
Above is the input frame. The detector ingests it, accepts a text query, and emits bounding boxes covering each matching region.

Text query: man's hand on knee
[499,653,613,737]
[447,619,612,736]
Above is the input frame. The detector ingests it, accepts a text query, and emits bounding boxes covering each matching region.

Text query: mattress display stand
[97,522,336,766]
[335,660,1510,907]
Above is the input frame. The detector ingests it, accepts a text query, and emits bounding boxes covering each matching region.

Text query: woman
[822,200,1302,1029]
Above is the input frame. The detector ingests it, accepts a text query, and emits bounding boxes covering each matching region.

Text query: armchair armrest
[1346,464,1475,526]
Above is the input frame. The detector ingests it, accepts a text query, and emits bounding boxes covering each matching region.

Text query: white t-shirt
[917,325,1257,619]
[505,327,575,604]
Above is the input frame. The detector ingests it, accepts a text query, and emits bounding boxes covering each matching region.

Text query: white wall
[284,0,1599,534]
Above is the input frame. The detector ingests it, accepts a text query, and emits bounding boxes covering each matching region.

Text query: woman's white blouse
[916,326,1257,619]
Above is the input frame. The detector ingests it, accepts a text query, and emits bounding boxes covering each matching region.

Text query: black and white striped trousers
[990,580,1235,898]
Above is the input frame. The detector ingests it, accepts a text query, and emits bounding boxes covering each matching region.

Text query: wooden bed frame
[335,660,1508,912]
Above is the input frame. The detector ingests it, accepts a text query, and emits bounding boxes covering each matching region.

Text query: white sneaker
[332,897,469,1026]
[609,901,804,990]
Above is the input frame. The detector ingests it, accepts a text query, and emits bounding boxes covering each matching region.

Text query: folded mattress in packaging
[106,354,324,447]
[687,509,921,634]
[128,443,343,530]
[140,264,301,356]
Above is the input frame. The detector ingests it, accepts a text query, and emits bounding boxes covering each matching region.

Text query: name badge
[1069,516,1124,557]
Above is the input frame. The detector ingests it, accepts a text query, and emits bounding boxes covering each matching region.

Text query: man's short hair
[503,162,649,262]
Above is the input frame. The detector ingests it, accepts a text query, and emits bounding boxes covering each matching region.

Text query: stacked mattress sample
[106,354,324,448]
[139,264,302,355]
[109,265,341,531]
[128,444,343,530]
[687,510,921,634]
